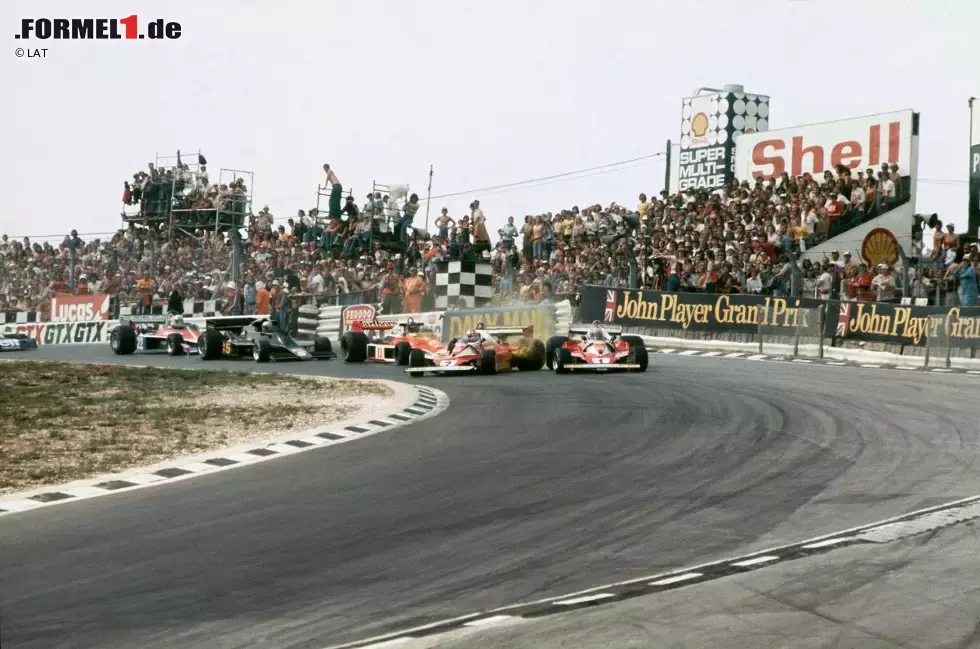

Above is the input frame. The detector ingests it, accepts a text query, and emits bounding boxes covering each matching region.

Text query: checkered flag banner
[434,261,493,310]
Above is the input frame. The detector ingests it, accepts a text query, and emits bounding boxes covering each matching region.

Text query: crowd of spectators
[3,159,979,323]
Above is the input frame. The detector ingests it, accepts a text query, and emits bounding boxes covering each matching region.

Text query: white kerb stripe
[968,371,980,375]
[554,593,616,606]
[0,499,44,512]
[731,555,780,567]
[58,486,109,498]
[659,349,679,354]
[678,349,701,356]
[792,359,813,363]
[860,364,881,368]
[931,368,953,373]
[355,639,413,649]
[746,354,768,361]
[649,572,703,586]
[700,351,723,357]
[723,352,746,358]
[121,473,167,485]
[826,361,847,365]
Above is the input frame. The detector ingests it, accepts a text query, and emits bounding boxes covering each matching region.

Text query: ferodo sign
[341,304,378,332]
[50,293,111,322]
[3,321,113,345]
[734,109,916,180]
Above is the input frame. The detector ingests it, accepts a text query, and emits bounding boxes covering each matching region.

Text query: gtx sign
[735,110,915,180]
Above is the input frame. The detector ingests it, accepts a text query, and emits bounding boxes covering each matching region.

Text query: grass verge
[0,361,393,495]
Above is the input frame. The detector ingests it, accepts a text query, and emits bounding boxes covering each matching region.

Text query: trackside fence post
[793,311,802,358]
[819,304,826,359]
[757,320,763,355]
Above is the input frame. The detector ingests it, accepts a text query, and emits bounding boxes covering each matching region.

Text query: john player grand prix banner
[580,286,980,347]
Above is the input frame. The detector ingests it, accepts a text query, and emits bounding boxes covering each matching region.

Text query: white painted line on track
[649,572,703,586]
[463,615,521,628]
[357,639,414,649]
[730,555,780,568]
[553,593,616,606]
[801,537,858,549]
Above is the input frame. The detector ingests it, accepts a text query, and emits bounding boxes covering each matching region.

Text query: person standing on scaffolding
[323,164,343,219]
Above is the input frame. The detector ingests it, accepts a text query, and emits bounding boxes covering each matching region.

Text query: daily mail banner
[734,109,916,181]
[441,305,557,343]
[580,285,980,347]
[50,294,111,322]
[3,320,113,345]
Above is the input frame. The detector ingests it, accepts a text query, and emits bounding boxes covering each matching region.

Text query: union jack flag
[836,303,851,338]
[604,290,616,322]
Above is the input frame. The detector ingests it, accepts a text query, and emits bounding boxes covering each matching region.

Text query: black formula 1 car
[199,318,335,362]
[0,332,38,352]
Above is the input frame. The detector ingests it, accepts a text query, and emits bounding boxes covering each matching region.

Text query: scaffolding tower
[122,150,254,239]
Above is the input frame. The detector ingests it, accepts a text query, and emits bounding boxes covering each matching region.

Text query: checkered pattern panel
[434,261,493,309]
[1,311,38,324]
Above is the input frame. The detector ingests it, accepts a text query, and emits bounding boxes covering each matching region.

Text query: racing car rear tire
[554,347,572,375]
[394,341,412,366]
[408,348,426,377]
[480,349,497,375]
[111,326,137,355]
[253,340,271,363]
[545,336,569,369]
[314,337,333,358]
[167,333,184,356]
[621,335,645,350]
[629,345,648,372]
[200,330,224,361]
[515,339,546,371]
[342,331,369,363]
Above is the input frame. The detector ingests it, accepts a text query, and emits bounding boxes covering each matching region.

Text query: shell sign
[861,228,900,267]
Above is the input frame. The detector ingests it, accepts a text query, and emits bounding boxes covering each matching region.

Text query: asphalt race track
[3,346,980,649]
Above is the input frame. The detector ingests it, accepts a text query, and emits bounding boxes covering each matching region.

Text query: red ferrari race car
[110,313,207,356]
[404,323,546,377]
[341,317,448,365]
[545,322,648,374]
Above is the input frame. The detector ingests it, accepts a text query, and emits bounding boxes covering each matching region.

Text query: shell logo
[861,228,900,267]
[691,112,709,137]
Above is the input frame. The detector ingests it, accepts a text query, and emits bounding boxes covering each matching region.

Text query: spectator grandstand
[2,156,978,324]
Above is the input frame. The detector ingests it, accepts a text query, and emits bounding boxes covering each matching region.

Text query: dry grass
[0,361,393,494]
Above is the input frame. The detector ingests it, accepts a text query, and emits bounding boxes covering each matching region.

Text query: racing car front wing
[404,365,478,374]
[565,363,641,370]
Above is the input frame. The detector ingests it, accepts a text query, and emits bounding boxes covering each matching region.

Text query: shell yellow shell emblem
[691,112,709,137]
[861,228,900,267]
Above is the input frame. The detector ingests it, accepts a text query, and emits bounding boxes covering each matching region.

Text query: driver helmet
[465,328,476,338]
[171,314,184,328]
[262,320,277,334]
[589,320,603,337]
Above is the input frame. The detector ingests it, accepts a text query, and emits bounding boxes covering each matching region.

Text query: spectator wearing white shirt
[815,264,834,299]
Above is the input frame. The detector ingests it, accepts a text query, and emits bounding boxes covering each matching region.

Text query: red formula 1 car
[545,322,648,374]
[405,323,546,377]
[110,313,210,356]
[341,318,449,365]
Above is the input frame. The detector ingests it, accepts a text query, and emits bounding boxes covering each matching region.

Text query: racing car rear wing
[568,323,623,335]
[350,320,398,332]
[204,316,264,331]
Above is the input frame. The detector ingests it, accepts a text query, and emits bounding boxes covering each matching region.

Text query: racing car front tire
[342,331,369,363]
[553,347,572,375]
[200,330,224,361]
[629,345,649,372]
[394,341,412,366]
[408,348,426,377]
[515,339,546,371]
[111,327,137,355]
[480,349,497,375]
[167,333,184,356]
[253,340,271,363]
[545,336,569,369]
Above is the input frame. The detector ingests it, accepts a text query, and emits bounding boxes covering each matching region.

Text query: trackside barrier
[553,300,573,334]
[296,305,319,342]
[318,305,344,342]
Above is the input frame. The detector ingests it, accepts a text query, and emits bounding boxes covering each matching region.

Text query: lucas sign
[734,109,916,180]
